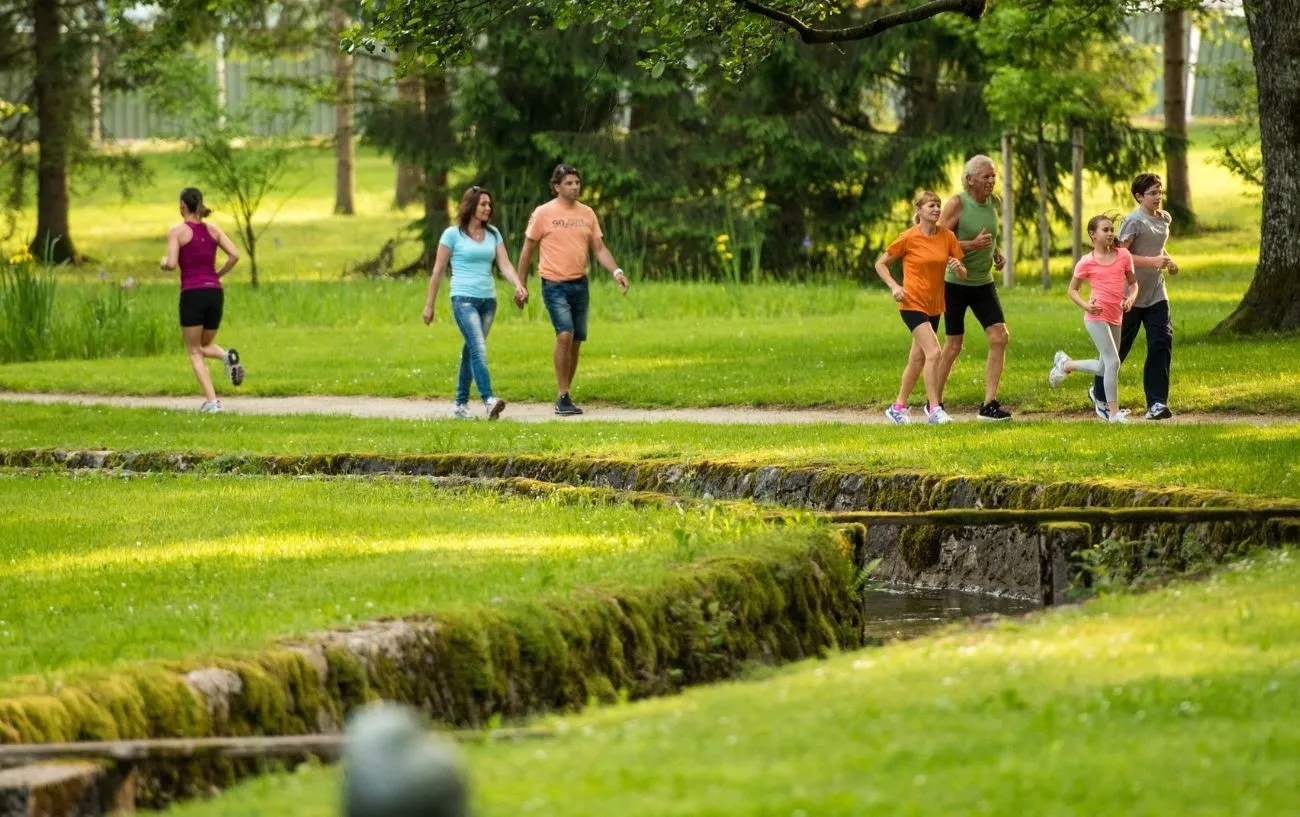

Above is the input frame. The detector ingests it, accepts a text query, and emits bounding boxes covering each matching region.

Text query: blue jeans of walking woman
[451,296,496,405]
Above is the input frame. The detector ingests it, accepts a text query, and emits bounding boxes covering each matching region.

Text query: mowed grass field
[166,549,1300,817]
[0,471,769,690]
[4,402,1300,499]
[3,128,1291,414]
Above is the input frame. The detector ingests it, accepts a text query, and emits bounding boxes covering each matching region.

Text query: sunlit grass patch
[163,549,1300,817]
[0,472,768,687]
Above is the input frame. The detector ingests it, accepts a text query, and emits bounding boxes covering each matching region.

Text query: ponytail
[179,187,211,219]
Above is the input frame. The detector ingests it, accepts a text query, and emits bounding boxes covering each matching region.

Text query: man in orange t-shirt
[518,164,630,416]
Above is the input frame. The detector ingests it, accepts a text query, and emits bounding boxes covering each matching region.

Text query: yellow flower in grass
[7,248,33,265]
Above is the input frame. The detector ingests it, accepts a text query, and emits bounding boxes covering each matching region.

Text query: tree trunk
[1035,131,1051,290]
[332,1,356,216]
[421,71,452,255]
[1163,9,1195,233]
[394,75,424,208]
[1215,3,1300,333]
[29,0,77,264]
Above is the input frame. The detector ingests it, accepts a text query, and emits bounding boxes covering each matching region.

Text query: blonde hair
[962,154,996,191]
[912,190,941,224]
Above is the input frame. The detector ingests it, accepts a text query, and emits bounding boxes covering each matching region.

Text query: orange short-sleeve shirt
[885,225,963,316]
[525,198,603,282]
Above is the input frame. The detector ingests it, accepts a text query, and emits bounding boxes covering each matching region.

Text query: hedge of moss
[0,531,860,805]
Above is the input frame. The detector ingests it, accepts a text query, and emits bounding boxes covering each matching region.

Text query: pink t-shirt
[1073,248,1133,326]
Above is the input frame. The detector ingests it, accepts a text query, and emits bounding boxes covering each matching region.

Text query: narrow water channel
[861,587,1038,640]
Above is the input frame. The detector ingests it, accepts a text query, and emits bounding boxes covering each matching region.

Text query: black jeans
[1093,299,1173,409]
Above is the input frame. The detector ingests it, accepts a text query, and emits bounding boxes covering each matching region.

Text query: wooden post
[1001,131,1014,288]
[215,32,227,129]
[1072,127,1084,263]
[1035,132,1051,290]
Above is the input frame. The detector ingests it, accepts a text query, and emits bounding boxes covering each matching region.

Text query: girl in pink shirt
[1048,215,1138,423]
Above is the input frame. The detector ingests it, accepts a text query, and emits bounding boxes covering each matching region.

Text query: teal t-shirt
[946,191,998,287]
[439,225,501,299]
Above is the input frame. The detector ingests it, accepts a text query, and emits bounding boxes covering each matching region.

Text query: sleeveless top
[178,222,222,291]
[946,191,998,287]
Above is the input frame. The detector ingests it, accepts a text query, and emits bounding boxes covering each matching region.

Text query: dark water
[860,586,1038,640]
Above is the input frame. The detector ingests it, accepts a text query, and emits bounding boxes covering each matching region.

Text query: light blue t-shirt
[439,225,501,299]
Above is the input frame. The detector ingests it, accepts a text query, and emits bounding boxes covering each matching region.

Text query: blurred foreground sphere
[344,703,469,817]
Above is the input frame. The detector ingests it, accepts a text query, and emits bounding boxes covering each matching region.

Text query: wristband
[613,268,625,277]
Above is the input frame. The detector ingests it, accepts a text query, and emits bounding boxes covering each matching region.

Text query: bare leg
[567,340,582,392]
[554,332,574,395]
[935,334,964,404]
[894,339,926,406]
[984,323,1009,404]
[183,326,220,402]
[913,325,945,410]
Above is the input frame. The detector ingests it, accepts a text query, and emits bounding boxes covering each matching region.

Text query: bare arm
[1122,266,1139,312]
[495,241,528,306]
[160,227,182,270]
[517,238,539,286]
[1068,276,1100,315]
[941,194,991,252]
[874,251,906,303]
[422,243,451,325]
[209,225,241,278]
[591,235,629,294]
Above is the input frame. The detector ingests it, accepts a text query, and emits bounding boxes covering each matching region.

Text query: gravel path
[1,391,1289,426]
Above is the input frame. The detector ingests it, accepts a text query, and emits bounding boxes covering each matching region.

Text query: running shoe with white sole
[554,393,583,416]
[485,396,506,420]
[1048,351,1070,388]
[1087,384,1105,415]
[884,405,910,425]
[1145,402,1173,420]
[452,404,476,420]
[927,405,953,425]
[224,348,245,386]
[978,400,1012,421]
[199,399,222,414]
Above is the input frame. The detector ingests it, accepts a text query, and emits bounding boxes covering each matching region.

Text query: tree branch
[735,0,986,44]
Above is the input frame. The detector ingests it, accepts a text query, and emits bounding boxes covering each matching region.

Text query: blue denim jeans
[450,296,496,405]
[541,278,590,342]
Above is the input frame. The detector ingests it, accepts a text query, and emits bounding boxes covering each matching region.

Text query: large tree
[1214,1,1300,333]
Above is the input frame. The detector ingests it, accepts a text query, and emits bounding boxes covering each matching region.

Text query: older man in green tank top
[935,154,1012,421]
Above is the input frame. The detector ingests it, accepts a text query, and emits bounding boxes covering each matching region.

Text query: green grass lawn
[164,548,1300,817]
[0,472,766,688]
[4,402,1299,499]
[3,130,1286,414]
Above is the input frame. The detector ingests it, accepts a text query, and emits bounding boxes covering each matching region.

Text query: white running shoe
[927,405,953,425]
[452,404,476,420]
[884,405,910,425]
[199,399,222,414]
[1109,409,1131,424]
[1049,351,1070,388]
[485,396,506,420]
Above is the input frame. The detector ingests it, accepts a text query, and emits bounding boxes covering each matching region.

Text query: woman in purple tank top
[159,187,244,413]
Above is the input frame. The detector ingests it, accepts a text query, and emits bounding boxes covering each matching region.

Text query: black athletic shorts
[944,282,1005,336]
[899,310,941,333]
[179,287,224,330]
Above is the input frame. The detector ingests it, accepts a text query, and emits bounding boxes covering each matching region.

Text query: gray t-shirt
[1118,207,1172,307]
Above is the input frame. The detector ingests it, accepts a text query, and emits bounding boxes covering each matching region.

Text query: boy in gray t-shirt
[1090,173,1180,420]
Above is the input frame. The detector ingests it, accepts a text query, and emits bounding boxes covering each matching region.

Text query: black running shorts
[179,287,224,330]
[943,282,1005,336]
[899,310,941,333]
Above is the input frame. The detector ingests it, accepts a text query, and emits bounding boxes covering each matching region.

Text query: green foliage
[1207,44,1261,187]
[147,53,313,286]
[0,249,166,363]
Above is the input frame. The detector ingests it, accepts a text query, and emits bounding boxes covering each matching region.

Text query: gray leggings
[1071,320,1122,402]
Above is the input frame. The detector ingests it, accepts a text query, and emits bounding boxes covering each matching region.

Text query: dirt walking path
[1,391,1291,426]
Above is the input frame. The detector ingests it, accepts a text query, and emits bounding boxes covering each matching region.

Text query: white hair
[962,154,996,189]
